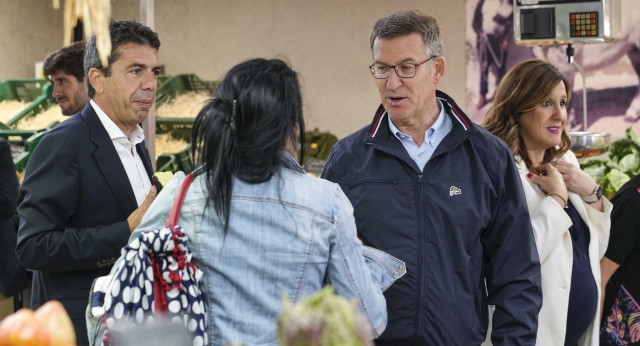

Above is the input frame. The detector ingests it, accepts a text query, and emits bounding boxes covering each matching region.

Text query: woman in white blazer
[482,59,611,346]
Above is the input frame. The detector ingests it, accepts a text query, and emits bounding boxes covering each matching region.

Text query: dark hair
[84,20,160,98]
[370,10,444,57]
[482,59,572,170]
[191,58,306,234]
[43,41,86,81]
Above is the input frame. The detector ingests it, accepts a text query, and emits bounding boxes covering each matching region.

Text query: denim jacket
[89,152,405,346]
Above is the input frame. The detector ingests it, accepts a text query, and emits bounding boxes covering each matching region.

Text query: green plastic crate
[155,145,192,174]
[155,74,215,108]
[0,128,41,162]
[0,79,49,103]
[154,74,217,144]
[5,83,61,129]
[175,146,193,173]
[12,130,48,172]
[157,74,171,89]
[156,117,193,142]
[0,128,40,143]
[202,80,218,94]
[156,153,180,173]
[0,84,58,170]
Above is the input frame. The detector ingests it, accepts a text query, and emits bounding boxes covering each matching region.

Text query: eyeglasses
[369,55,438,79]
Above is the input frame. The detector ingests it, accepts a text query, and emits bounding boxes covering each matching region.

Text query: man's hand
[127,185,157,233]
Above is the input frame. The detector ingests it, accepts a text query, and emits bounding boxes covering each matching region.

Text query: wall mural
[465,0,640,139]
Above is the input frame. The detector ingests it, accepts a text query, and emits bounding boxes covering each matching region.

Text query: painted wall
[0,1,63,80]
[0,0,466,139]
[465,0,640,138]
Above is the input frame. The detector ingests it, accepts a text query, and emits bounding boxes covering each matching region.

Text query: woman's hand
[550,160,598,196]
[528,163,568,205]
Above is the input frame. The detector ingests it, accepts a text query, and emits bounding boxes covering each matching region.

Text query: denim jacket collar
[280,151,305,174]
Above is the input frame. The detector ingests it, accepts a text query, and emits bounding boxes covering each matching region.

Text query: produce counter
[580,127,640,199]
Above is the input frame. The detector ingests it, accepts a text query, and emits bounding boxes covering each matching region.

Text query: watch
[584,185,603,203]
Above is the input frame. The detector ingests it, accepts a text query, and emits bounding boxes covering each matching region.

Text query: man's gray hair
[370,10,444,57]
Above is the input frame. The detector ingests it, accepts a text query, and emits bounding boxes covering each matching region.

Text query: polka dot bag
[101,172,208,346]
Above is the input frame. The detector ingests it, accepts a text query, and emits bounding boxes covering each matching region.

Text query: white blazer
[516,150,611,346]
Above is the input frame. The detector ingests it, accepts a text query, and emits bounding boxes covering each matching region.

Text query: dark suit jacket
[16,103,153,345]
[0,137,18,237]
[0,136,29,297]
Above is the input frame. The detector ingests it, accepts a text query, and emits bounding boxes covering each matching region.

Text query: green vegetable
[579,126,640,198]
[606,169,631,192]
[618,151,640,176]
[278,286,372,346]
[582,164,608,186]
[627,126,640,147]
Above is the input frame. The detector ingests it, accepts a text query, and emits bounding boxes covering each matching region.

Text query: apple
[0,308,49,346]
[34,301,76,346]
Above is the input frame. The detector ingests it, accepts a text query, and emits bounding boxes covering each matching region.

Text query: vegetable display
[0,100,29,125]
[156,91,211,118]
[154,133,188,160]
[13,105,65,130]
[580,127,640,199]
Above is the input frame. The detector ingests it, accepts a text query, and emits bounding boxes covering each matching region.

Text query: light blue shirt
[388,99,452,171]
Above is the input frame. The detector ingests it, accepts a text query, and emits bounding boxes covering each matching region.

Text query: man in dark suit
[17,21,161,345]
[0,136,29,317]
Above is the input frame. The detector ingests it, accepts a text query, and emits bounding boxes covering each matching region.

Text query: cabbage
[618,152,640,175]
[606,169,631,192]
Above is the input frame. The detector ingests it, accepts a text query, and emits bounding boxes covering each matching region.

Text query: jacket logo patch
[449,186,462,196]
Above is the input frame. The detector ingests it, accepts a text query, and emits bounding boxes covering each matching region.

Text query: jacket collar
[515,151,592,226]
[365,90,477,155]
[280,151,305,174]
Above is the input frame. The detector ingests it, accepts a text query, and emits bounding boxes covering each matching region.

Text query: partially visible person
[322,10,542,345]
[600,174,640,345]
[483,58,612,346]
[42,41,90,115]
[0,136,29,319]
[17,21,161,345]
[107,58,405,346]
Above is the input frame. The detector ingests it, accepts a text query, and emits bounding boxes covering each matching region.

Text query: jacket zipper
[416,173,425,341]
[368,123,476,342]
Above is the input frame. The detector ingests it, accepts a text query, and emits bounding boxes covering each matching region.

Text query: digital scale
[514,0,621,45]
[513,0,623,158]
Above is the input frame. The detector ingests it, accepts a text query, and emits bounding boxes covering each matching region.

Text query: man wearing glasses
[322,10,542,345]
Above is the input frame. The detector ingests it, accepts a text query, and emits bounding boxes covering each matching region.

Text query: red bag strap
[166,173,197,228]
[151,256,168,314]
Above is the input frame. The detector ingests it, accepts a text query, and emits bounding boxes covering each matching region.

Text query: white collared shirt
[90,100,152,206]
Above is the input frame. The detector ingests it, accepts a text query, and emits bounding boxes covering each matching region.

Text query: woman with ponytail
[128,58,405,345]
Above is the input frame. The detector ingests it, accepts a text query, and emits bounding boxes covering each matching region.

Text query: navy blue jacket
[17,103,153,345]
[322,91,542,345]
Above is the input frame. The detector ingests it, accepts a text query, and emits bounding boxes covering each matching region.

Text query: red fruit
[34,301,76,346]
[0,308,50,346]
